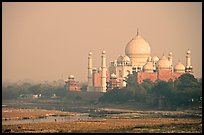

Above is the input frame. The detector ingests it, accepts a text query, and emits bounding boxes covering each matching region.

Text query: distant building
[87,30,193,92]
[65,75,81,91]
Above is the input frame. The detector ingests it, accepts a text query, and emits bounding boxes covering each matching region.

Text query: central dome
[125,35,151,55]
[125,34,151,66]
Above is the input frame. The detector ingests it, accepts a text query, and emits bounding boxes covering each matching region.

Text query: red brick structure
[65,75,81,91]
[107,73,120,90]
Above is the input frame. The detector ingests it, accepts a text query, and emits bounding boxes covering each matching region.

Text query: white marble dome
[125,35,151,56]
[125,34,151,66]
[156,55,171,70]
[174,62,185,73]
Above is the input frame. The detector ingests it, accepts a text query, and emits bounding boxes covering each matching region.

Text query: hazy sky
[2,2,202,83]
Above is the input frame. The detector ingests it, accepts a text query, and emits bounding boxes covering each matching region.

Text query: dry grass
[2,117,201,133]
[2,108,78,120]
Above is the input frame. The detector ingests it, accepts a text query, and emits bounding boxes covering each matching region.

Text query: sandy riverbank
[2,107,202,133]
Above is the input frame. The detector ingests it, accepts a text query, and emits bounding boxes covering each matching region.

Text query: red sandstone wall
[158,70,183,82]
[172,72,183,80]
[137,70,184,84]
[93,73,101,87]
[68,86,81,91]
[93,72,110,87]
[157,70,173,82]
[137,72,157,84]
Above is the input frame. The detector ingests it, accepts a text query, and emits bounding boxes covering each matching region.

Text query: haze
[2,2,202,83]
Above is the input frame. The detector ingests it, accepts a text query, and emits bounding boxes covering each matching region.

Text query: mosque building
[87,31,193,92]
[65,75,81,91]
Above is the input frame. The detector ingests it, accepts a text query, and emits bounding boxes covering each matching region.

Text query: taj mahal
[86,30,193,93]
[65,31,193,92]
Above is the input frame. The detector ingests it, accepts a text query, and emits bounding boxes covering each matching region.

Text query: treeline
[2,83,67,99]
[99,73,202,108]
[2,81,88,100]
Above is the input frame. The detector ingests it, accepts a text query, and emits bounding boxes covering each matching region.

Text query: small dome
[88,51,92,55]
[69,75,74,79]
[122,55,130,62]
[143,61,154,71]
[152,56,159,62]
[102,50,106,54]
[156,55,171,69]
[169,51,173,55]
[111,73,117,78]
[187,49,191,54]
[92,68,97,72]
[117,55,130,64]
[117,55,123,62]
[174,62,185,72]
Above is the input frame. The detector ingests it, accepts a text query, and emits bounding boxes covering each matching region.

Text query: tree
[126,74,139,89]
[99,87,131,103]
[28,84,42,95]
[141,79,154,93]
[150,81,172,97]
[174,73,200,90]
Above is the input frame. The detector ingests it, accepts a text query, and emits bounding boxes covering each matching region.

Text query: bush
[75,95,82,100]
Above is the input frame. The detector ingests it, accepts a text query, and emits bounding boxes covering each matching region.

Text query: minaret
[101,50,107,92]
[186,49,191,68]
[122,65,126,87]
[168,51,173,72]
[185,49,193,72]
[87,51,93,91]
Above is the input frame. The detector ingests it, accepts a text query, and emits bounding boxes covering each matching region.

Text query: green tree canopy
[174,73,200,90]
[150,80,172,97]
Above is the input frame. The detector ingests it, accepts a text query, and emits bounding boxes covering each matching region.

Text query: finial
[187,48,191,54]
[137,28,139,36]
